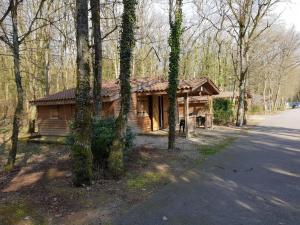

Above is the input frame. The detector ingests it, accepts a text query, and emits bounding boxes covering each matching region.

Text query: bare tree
[225,0,281,126]
[0,0,47,168]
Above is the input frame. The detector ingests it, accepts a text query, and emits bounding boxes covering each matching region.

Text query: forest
[0,0,299,167]
[0,0,300,224]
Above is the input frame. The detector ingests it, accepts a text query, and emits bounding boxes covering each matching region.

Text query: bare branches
[19,0,47,44]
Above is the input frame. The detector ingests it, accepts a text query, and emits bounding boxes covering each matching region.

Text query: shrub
[213,98,234,125]
[67,118,135,172]
[91,118,117,168]
[249,104,264,114]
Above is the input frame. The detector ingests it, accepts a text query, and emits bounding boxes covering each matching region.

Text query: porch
[136,93,214,138]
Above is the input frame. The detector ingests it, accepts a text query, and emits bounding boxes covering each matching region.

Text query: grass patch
[127,172,162,190]
[200,137,236,156]
[0,201,46,225]
[28,136,67,145]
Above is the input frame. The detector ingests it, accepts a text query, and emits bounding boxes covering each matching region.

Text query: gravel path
[114,109,300,225]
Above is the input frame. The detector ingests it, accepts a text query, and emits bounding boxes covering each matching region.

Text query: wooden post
[208,96,213,114]
[184,93,189,138]
[205,96,213,129]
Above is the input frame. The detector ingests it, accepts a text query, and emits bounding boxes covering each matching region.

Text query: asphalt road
[114,109,300,225]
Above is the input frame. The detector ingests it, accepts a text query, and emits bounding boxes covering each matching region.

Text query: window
[50,106,59,119]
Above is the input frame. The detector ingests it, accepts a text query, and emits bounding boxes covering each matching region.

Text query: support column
[184,93,189,138]
[205,96,213,129]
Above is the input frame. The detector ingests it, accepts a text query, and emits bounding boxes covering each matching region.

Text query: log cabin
[30,77,220,136]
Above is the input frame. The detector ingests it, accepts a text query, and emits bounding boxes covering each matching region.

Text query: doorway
[158,96,164,129]
[149,95,165,131]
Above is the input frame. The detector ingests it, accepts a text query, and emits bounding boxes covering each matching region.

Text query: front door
[151,95,164,131]
[158,96,164,129]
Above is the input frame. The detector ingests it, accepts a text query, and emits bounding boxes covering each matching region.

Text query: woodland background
[1,0,300,130]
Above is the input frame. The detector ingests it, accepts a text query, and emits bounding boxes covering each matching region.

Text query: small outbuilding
[30,77,220,136]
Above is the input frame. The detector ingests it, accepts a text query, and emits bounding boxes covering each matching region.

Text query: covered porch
[134,78,220,137]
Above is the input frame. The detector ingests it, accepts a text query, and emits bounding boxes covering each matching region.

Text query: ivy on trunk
[108,0,137,178]
[72,0,93,186]
[168,0,183,150]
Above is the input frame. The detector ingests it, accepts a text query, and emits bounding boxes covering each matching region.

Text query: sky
[275,0,300,31]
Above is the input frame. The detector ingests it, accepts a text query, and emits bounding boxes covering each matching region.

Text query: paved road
[114,109,300,225]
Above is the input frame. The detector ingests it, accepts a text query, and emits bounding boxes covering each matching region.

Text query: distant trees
[249,26,300,111]
[168,0,183,150]
[0,0,300,172]
[0,0,47,168]
[72,0,93,186]
[224,0,281,126]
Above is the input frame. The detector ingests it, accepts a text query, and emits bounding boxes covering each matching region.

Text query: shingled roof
[31,77,220,105]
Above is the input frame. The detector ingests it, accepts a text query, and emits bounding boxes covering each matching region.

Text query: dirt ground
[0,125,243,225]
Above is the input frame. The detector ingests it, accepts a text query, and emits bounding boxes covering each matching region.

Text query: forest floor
[0,124,253,225]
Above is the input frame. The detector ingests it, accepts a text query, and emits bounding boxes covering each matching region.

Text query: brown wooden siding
[136,96,152,132]
[37,102,118,136]
[37,94,210,136]
[178,102,209,119]
[37,105,74,136]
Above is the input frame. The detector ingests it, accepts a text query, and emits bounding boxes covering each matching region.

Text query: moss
[107,140,124,178]
[200,137,236,156]
[0,202,46,225]
[28,136,67,145]
[167,0,183,150]
[72,142,93,186]
[127,172,162,190]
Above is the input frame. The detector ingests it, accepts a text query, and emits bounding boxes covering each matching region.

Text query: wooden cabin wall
[37,105,74,136]
[37,102,119,136]
[162,95,169,128]
[178,102,209,119]
[101,102,115,118]
[136,96,152,132]
[128,93,143,133]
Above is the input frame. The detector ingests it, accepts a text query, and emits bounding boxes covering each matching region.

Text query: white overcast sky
[275,0,300,31]
[152,0,300,32]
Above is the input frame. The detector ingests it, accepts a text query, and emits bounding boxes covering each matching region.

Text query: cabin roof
[30,77,220,106]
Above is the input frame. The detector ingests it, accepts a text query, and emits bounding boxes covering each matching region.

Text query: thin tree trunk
[44,39,50,96]
[91,0,103,117]
[236,30,247,127]
[236,78,246,126]
[7,0,24,168]
[263,77,267,113]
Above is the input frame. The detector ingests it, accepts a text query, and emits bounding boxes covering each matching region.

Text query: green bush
[91,118,117,168]
[249,104,264,114]
[67,118,135,171]
[213,98,234,125]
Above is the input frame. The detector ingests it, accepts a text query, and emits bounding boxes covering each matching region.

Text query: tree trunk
[44,39,50,96]
[7,1,24,168]
[236,28,247,127]
[236,79,246,127]
[263,77,268,113]
[168,0,183,150]
[108,0,137,178]
[72,0,93,186]
[91,0,103,117]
